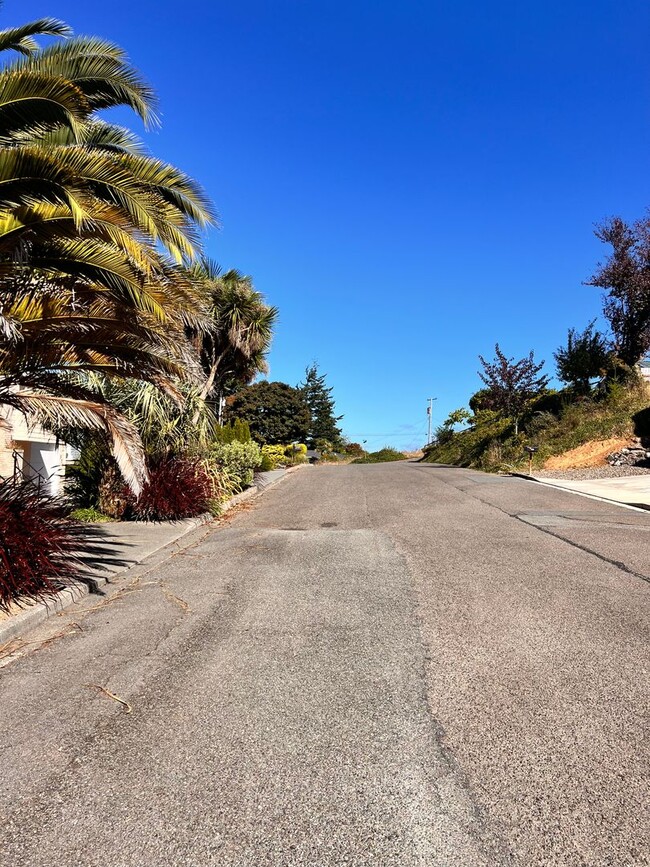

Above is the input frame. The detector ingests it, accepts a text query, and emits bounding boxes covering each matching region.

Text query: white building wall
[0,405,67,495]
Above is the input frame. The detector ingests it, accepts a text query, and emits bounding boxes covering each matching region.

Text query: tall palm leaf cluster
[0,14,217,493]
[190,261,278,407]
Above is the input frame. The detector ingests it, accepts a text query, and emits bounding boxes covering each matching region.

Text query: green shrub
[69,507,112,523]
[423,380,650,472]
[260,444,287,470]
[214,419,252,444]
[526,389,565,417]
[65,436,108,509]
[343,442,365,457]
[259,452,274,472]
[211,441,262,492]
[523,411,559,438]
[352,447,406,464]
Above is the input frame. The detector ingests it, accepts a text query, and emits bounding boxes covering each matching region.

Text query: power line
[346,430,428,438]
[346,433,423,438]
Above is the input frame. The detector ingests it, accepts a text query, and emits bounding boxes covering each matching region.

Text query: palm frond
[3,390,147,495]
[31,119,147,154]
[119,151,216,229]
[0,145,86,217]
[0,19,71,57]
[19,36,158,125]
[189,258,223,282]
[38,144,209,261]
[0,310,21,342]
[0,201,161,278]
[20,236,167,320]
[0,70,88,142]
[0,278,205,385]
[104,379,217,456]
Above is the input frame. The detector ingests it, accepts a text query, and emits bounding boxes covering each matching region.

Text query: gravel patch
[535,465,650,481]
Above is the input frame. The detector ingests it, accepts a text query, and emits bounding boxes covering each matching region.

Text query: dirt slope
[543,437,631,470]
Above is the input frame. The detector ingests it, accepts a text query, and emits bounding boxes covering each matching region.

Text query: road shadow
[410,461,467,469]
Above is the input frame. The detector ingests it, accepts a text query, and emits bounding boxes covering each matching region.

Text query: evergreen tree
[554,321,611,394]
[215,419,251,444]
[228,381,310,445]
[299,364,344,449]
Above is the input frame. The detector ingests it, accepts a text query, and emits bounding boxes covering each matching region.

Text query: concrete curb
[0,467,297,647]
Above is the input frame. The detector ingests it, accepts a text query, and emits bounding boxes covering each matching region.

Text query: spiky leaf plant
[0,481,86,611]
[132,456,213,521]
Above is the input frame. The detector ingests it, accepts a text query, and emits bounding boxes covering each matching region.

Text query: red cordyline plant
[0,481,86,612]
[132,456,213,521]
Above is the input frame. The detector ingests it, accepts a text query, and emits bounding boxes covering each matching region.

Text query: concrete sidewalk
[532,472,650,510]
[0,467,295,646]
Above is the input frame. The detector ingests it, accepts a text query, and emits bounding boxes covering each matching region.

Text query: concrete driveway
[0,463,648,866]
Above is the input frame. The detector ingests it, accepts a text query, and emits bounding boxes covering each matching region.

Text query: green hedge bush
[352,447,406,464]
[260,444,288,470]
[214,419,252,444]
[210,441,262,492]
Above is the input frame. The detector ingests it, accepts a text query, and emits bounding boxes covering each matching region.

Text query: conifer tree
[299,364,343,450]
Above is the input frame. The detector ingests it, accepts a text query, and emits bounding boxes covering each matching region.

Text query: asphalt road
[1,463,648,866]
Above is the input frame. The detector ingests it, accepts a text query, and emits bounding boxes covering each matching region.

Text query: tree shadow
[70,525,137,594]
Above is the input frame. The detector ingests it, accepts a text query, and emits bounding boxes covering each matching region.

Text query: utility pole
[426,397,437,445]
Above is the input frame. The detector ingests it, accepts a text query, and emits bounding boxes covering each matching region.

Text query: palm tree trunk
[191,350,227,425]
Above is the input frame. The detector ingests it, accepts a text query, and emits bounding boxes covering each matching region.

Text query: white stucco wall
[22,441,65,495]
[0,406,67,495]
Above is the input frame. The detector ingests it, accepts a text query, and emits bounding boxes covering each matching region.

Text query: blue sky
[15,0,650,450]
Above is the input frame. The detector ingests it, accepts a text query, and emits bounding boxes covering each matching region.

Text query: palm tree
[0,269,211,495]
[189,261,278,411]
[0,15,216,492]
[0,35,215,311]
